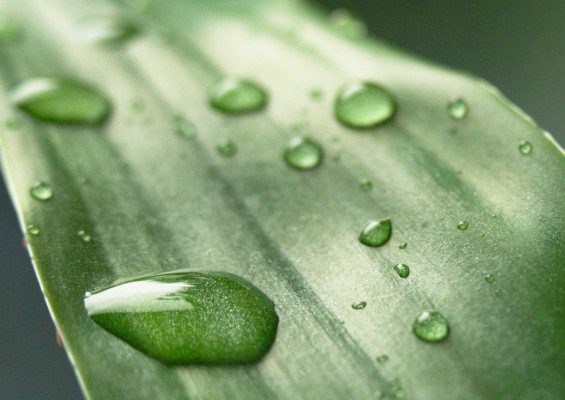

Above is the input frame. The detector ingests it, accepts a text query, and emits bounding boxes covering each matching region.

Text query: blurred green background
[1,1,563,399]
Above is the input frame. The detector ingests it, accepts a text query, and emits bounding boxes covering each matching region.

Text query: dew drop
[390,378,405,399]
[518,140,532,155]
[85,270,279,364]
[329,9,367,39]
[376,354,389,364]
[27,225,40,236]
[284,136,323,170]
[359,179,373,191]
[457,220,469,230]
[209,77,267,114]
[413,311,450,342]
[398,242,408,250]
[10,78,111,125]
[30,181,53,201]
[485,274,495,283]
[447,98,468,120]
[79,16,139,45]
[352,301,367,310]
[174,115,198,139]
[394,264,410,279]
[335,81,396,129]
[78,229,93,243]
[359,219,392,247]
[216,139,237,157]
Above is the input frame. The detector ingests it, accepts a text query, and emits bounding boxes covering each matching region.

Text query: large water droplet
[447,98,468,120]
[10,78,111,125]
[209,77,267,114]
[329,9,367,39]
[30,181,53,201]
[216,139,237,157]
[359,219,392,247]
[335,81,396,129]
[351,301,367,310]
[85,271,278,364]
[518,140,532,155]
[394,264,410,278]
[413,311,450,342]
[27,225,40,236]
[79,16,139,45]
[284,136,324,170]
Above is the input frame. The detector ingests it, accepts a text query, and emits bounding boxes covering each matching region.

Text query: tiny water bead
[413,311,450,342]
[334,81,396,129]
[359,179,372,191]
[216,139,237,157]
[447,98,468,120]
[284,136,324,170]
[27,225,40,236]
[30,181,53,201]
[359,219,392,247]
[394,264,410,279]
[518,140,533,155]
[376,354,389,364]
[329,9,367,39]
[85,271,279,364]
[174,115,198,139]
[485,274,495,283]
[398,242,408,250]
[10,78,111,125]
[352,301,367,310]
[79,16,139,45]
[209,77,268,114]
[457,220,469,230]
[78,230,93,243]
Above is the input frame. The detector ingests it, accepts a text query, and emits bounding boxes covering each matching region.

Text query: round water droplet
[359,219,392,247]
[394,264,410,278]
[174,115,198,139]
[216,139,237,157]
[360,179,373,191]
[447,98,468,120]
[329,9,367,39]
[335,81,396,129]
[518,140,532,155]
[376,354,389,364]
[413,311,450,342]
[209,77,268,114]
[80,16,139,45]
[457,221,469,230]
[10,78,111,125]
[485,274,495,283]
[398,242,408,250]
[78,229,93,243]
[284,136,324,170]
[27,225,40,235]
[352,301,367,310]
[30,181,53,201]
[85,270,279,364]
[0,16,22,43]
[495,289,503,297]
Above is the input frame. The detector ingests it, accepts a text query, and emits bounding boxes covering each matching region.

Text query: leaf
[1,0,564,399]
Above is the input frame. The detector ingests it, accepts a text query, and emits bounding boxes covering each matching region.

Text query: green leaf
[1,0,563,399]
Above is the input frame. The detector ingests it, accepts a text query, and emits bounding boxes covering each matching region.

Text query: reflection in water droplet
[335,81,396,129]
[457,221,469,230]
[329,9,367,39]
[352,301,367,310]
[216,139,237,157]
[447,98,468,120]
[284,136,324,170]
[518,141,532,155]
[85,270,279,364]
[359,219,392,247]
[394,264,410,278]
[27,225,40,235]
[30,181,53,201]
[209,77,267,114]
[413,311,449,342]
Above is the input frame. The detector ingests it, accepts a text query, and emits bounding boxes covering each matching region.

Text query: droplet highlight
[209,77,267,114]
[359,219,392,247]
[352,301,367,310]
[85,270,279,364]
[518,140,532,155]
[284,136,324,170]
[413,311,450,342]
[447,98,468,120]
[30,181,53,201]
[335,81,396,129]
[394,264,410,278]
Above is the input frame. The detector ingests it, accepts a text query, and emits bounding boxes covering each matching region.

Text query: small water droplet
[495,289,503,297]
[447,98,468,120]
[174,115,198,139]
[394,264,410,278]
[30,181,53,201]
[457,221,469,230]
[518,140,532,155]
[398,242,408,250]
[78,229,93,243]
[329,9,367,39]
[10,78,111,125]
[309,88,324,101]
[359,219,392,247]
[209,77,267,114]
[85,270,279,364]
[335,81,396,129]
[390,378,405,399]
[216,139,237,157]
[0,16,22,43]
[413,311,450,342]
[80,16,139,45]
[27,225,40,235]
[360,179,373,191]
[376,354,389,364]
[485,274,495,283]
[284,136,324,170]
[352,301,367,310]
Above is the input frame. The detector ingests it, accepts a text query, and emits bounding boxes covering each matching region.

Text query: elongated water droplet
[0,16,22,43]
[329,9,367,39]
[413,311,450,342]
[457,220,469,230]
[85,271,278,364]
[284,136,323,170]
[78,229,93,243]
[30,181,53,201]
[10,78,111,125]
[376,354,389,364]
[447,98,468,120]
[485,274,495,283]
[216,139,237,157]
[209,77,267,114]
[359,219,392,247]
[352,301,367,310]
[335,81,396,129]
[27,225,40,235]
[394,264,410,278]
[398,242,408,250]
[518,140,532,155]
[80,16,139,45]
[360,179,372,191]
[174,115,197,139]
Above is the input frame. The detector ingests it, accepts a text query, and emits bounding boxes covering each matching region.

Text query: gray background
[1,1,563,399]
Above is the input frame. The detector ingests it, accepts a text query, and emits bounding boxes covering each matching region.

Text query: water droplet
[216,139,237,157]
[174,115,197,139]
[359,219,392,247]
[485,274,495,283]
[80,16,139,45]
[457,220,469,230]
[398,242,408,250]
[329,9,367,39]
[360,179,373,191]
[390,378,405,399]
[518,140,532,155]
[78,229,93,243]
[413,311,450,342]
[394,264,410,278]
[335,81,396,129]
[309,88,324,101]
[284,136,324,170]
[27,225,40,235]
[352,301,367,310]
[30,181,53,201]
[209,77,267,114]
[10,78,111,125]
[0,16,22,43]
[85,270,279,364]
[447,98,468,120]
[495,289,503,297]
[376,354,389,364]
